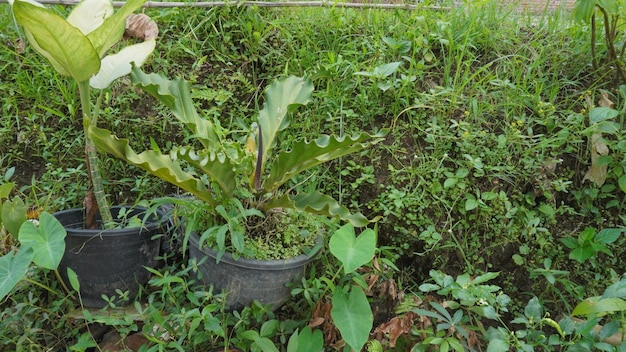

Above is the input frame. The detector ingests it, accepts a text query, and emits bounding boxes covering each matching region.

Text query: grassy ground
[1,0,625,350]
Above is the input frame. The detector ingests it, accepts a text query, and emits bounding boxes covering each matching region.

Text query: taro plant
[9,0,157,228]
[0,179,67,301]
[88,67,388,257]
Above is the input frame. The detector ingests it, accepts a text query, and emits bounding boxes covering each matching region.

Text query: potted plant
[9,0,169,307]
[88,67,388,309]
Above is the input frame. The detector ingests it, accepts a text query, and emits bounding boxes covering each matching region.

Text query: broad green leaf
[472,272,500,285]
[88,126,230,206]
[253,337,279,352]
[87,0,147,58]
[1,197,27,237]
[0,247,34,301]
[18,212,66,269]
[589,107,619,124]
[465,195,479,211]
[572,297,626,316]
[329,223,376,273]
[619,174,626,193]
[90,39,156,89]
[263,130,388,193]
[0,182,15,199]
[66,267,81,292]
[595,228,623,244]
[602,278,626,299]
[331,286,373,352]
[486,339,510,352]
[130,66,219,148]
[69,332,98,351]
[374,61,402,77]
[264,191,372,227]
[470,305,499,320]
[13,0,101,81]
[524,297,543,321]
[569,246,594,263]
[259,319,279,338]
[287,327,323,352]
[257,76,314,170]
[66,0,113,35]
[355,62,402,78]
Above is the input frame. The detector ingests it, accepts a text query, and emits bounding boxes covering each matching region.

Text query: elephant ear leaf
[0,247,34,301]
[18,212,66,269]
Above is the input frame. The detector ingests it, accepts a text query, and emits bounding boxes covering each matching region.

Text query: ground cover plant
[0,0,625,350]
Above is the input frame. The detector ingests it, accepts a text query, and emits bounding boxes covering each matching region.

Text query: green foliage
[90,68,386,256]
[560,227,624,263]
[572,0,626,85]
[10,0,157,226]
[2,1,626,350]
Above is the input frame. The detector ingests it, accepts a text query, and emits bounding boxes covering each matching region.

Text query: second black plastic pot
[54,206,168,308]
[189,232,321,310]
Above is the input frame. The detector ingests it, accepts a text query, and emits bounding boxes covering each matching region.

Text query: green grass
[1,0,625,350]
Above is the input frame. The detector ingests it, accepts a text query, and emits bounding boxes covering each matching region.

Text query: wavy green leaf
[257,76,314,169]
[88,125,231,207]
[263,130,388,193]
[264,191,372,227]
[131,66,219,149]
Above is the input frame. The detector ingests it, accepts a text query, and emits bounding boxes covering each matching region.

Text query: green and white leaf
[91,39,156,89]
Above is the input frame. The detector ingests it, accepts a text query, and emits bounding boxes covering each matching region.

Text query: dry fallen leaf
[373,311,416,348]
[583,133,609,187]
[598,90,614,108]
[125,14,159,41]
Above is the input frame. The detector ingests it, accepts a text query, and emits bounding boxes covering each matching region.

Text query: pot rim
[188,231,322,270]
[53,206,169,237]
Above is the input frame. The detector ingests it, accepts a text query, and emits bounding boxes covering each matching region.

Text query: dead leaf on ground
[583,133,609,187]
[125,14,159,41]
[598,91,614,108]
[373,311,417,348]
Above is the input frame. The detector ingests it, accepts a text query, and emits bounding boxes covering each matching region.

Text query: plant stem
[78,80,114,228]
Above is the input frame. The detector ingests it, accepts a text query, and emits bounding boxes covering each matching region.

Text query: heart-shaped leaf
[0,247,34,301]
[1,197,27,237]
[287,327,323,352]
[329,223,376,273]
[331,286,373,352]
[18,212,66,269]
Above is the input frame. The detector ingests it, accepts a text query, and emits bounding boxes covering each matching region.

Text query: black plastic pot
[189,232,321,310]
[54,206,167,308]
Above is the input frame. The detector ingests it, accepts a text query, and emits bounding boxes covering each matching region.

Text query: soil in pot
[55,206,169,308]
[189,232,321,311]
